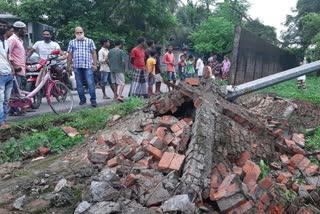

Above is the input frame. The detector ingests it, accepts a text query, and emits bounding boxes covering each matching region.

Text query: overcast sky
[248,0,297,37]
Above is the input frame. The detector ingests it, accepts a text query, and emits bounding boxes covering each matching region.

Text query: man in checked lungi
[129,37,148,98]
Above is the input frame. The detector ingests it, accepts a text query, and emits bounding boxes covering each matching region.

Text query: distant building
[0,12,54,48]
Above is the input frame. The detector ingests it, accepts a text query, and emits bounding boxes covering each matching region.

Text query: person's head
[167,45,173,53]
[224,55,229,61]
[155,46,161,54]
[180,54,185,61]
[182,47,187,56]
[149,50,156,58]
[100,38,110,48]
[188,55,194,61]
[13,21,27,38]
[137,37,145,48]
[42,29,52,43]
[74,26,85,40]
[146,40,154,48]
[114,39,122,48]
[0,19,8,36]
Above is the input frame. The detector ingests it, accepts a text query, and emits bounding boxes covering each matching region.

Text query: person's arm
[92,49,97,71]
[98,50,105,64]
[130,49,135,65]
[26,48,36,60]
[163,53,169,65]
[66,41,73,73]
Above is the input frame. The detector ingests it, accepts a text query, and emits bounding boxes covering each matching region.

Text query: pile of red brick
[89,114,194,184]
[207,148,320,213]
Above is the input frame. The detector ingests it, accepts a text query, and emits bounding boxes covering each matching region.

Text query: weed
[0,98,144,163]
[284,190,297,203]
[259,160,269,180]
[258,76,320,104]
[305,126,320,150]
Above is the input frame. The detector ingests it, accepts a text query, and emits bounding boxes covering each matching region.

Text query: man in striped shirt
[67,26,98,107]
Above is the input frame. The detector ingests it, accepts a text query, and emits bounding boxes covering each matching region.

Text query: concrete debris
[160,194,195,213]
[86,201,120,214]
[13,195,26,210]
[53,178,68,193]
[74,201,92,214]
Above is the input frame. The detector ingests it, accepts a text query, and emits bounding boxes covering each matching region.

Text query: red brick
[296,157,311,171]
[236,151,251,167]
[210,183,240,201]
[170,123,181,133]
[303,163,319,176]
[145,145,163,160]
[163,133,175,145]
[239,201,253,213]
[243,160,261,180]
[183,118,193,126]
[292,133,305,147]
[177,119,188,129]
[158,152,175,170]
[232,166,243,176]
[218,174,237,190]
[170,105,178,113]
[169,137,181,147]
[194,98,202,108]
[292,182,299,192]
[123,174,137,186]
[288,166,296,174]
[112,132,119,143]
[286,205,299,214]
[210,175,220,189]
[175,128,184,137]
[273,129,283,137]
[141,139,149,147]
[289,154,305,168]
[97,135,105,145]
[117,140,126,147]
[284,139,295,148]
[39,147,50,156]
[292,145,305,155]
[276,172,292,183]
[217,163,229,177]
[136,156,152,168]
[273,205,285,214]
[123,135,138,147]
[169,154,185,170]
[155,127,167,140]
[260,193,270,205]
[143,125,154,132]
[259,177,273,189]
[280,155,289,165]
[185,77,199,86]
[304,185,316,191]
[107,157,120,167]
[159,115,176,127]
[255,201,265,214]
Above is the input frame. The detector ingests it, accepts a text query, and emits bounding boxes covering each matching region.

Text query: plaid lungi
[129,69,148,98]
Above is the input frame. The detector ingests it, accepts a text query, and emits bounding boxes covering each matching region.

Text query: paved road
[7,84,170,122]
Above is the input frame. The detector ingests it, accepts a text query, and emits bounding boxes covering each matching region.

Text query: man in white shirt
[196,55,204,78]
[98,38,113,99]
[27,29,60,60]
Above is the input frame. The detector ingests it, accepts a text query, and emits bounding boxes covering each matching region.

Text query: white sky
[248,0,297,37]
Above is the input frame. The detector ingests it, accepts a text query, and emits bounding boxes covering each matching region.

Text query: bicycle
[9,50,74,115]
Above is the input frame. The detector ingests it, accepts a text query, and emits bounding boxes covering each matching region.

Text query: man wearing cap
[0,19,14,128]
[7,21,27,115]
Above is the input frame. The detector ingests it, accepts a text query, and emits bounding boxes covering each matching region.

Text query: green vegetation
[305,127,320,151]
[258,76,320,103]
[259,160,269,180]
[284,190,297,203]
[0,98,144,163]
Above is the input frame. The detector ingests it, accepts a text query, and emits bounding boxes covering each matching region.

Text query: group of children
[144,47,218,97]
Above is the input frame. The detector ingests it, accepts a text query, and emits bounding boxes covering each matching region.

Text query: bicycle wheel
[25,81,43,109]
[46,81,73,114]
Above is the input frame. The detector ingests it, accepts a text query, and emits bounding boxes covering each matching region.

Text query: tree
[245,19,278,45]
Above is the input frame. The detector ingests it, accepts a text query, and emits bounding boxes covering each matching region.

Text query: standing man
[27,29,60,60]
[129,37,148,98]
[145,39,154,62]
[8,21,27,93]
[98,38,112,99]
[67,26,98,107]
[196,55,204,79]
[163,45,176,90]
[154,46,163,94]
[108,39,126,102]
[0,19,14,129]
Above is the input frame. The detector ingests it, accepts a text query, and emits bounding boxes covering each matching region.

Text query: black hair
[137,37,145,44]
[182,47,187,51]
[180,54,185,59]
[168,45,173,48]
[42,29,52,35]
[155,45,162,53]
[114,39,122,46]
[100,38,110,46]
[188,55,194,60]
[150,50,156,57]
[146,40,154,47]
[0,19,8,25]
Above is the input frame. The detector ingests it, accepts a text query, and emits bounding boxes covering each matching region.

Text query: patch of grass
[0,98,144,163]
[284,190,297,203]
[305,126,320,150]
[258,76,320,103]
[258,160,269,180]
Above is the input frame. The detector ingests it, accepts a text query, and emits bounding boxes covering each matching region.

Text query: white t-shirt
[98,47,110,72]
[196,58,204,76]
[0,39,11,75]
[33,41,60,59]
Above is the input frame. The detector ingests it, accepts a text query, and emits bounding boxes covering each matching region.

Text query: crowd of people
[0,18,232,129]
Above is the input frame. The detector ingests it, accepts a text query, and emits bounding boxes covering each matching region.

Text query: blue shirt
[67,37,96,68]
